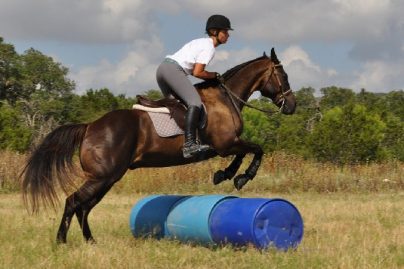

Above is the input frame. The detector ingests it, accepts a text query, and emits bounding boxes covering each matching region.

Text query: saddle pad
[133,104,170,113]
[147,111,184,137]
[133,104,183,137]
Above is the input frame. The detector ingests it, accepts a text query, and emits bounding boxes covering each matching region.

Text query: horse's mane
[222,55,269,80]
[195,54,269,89]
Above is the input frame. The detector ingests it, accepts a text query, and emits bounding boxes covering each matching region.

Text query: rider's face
[218,30,230,44]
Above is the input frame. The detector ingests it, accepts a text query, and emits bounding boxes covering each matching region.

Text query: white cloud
[350,61,404,91]
[333,0,390,15]
[2,0,395,44]
[212,50,230,62]
[210,48,258,74]
[179,0,395,43]
[2,0,404,93]
[71,36,164,95]
[281,46,321,72]
[280,46,338,90]
[0,0,156,43]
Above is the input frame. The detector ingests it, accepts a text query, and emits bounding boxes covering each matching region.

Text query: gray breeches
[156,61,202,108]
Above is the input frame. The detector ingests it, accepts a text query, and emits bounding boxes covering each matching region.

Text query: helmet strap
[215,35,222,45]
[210,29,222,45]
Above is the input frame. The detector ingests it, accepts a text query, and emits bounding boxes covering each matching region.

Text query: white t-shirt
[167,37,215,75]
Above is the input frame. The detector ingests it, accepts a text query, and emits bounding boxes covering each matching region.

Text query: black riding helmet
[205,15,233,32]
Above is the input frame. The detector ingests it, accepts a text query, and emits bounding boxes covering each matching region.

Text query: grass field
[1,151,403,268]
[0,191,403,269]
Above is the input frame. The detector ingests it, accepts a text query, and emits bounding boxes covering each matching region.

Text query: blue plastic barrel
[129,195,189,239]
[209,198,304,250]
[166,195,235,245]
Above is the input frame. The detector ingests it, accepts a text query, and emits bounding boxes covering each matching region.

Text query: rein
[220,83,280,116]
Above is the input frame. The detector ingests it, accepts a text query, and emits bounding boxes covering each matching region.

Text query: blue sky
[1,0,404,96]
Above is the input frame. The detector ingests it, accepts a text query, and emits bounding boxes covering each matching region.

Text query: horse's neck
[225,63,268,109]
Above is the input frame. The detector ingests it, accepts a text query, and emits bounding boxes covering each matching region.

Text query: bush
[308,104,386,164]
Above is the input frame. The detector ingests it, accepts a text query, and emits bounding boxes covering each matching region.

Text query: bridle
[220,61,293,116]
[262,63,293,110]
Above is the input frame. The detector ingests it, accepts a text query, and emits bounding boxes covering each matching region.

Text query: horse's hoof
[56,238,67,245]
[213,170,226,185]
[87,238,97,244]
[233,174,249,190]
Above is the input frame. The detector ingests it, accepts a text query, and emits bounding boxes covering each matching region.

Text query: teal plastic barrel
[166,195,235,245]
[129,195,188,239]
[209,198,304,250]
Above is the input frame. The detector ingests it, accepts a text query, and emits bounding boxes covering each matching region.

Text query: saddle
[136,95,187,129]
[136,95,207,134]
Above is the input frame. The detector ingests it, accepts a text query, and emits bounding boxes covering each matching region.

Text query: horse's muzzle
[281,94,296,115]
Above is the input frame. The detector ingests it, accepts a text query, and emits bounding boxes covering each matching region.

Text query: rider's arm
[193,63,217,80]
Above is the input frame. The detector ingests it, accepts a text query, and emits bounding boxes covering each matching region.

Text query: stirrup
[182,142,210,158]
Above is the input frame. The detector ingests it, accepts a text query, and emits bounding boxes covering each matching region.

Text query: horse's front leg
[231,141,263,190]
[213,154,246,185]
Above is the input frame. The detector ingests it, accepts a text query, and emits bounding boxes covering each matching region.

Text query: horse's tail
[21,124,87,213]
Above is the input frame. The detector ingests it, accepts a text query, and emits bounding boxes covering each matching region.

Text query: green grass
[1,191,403,269]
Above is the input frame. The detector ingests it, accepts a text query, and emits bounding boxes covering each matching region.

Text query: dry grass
[0,192,403,269]
[1,150,403,196]
[0,150,26,193]
[113,152,403,195]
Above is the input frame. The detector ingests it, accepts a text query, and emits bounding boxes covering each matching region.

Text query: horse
[21,48,296,244]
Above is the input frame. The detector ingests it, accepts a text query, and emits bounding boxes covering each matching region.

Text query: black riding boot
[182,106,210,158]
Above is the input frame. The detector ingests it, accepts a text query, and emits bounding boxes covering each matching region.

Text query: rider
[156,14,233,158]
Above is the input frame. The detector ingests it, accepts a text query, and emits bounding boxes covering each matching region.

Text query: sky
[1,0,404,97]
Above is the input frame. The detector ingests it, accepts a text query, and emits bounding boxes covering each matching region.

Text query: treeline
[0,37,135,151]
[242,88,403,164]
[1,37,403,163]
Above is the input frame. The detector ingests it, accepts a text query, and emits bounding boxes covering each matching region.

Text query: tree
[294,87,322,132]
[19,48,75,99]
[383,90,404,120]
[294,87,318,115]
[319,86,355,110]
[309,104,386,164]
[355,88,391,117]
[0,37,23,103]
[380,113,404,161]
[0,102,32,152]
[142,89,163,100]
[241,99,280,152]
[17,91,64,146]
[275,114,311,156]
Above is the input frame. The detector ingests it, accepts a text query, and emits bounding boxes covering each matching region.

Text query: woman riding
[156,14,233,158]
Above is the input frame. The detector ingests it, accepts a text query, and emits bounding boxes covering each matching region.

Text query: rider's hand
[215,72,225,84]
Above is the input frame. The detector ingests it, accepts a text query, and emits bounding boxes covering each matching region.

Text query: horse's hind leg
[56,179,109,244]
[213,154,246,185]
[56,191,83,244]
[74,180,117,243]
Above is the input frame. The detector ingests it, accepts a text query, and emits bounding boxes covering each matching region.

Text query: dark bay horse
[21,48,296,244]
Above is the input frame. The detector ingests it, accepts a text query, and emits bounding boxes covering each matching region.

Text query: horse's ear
[263,51,267,57]
[271,47,280,64]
